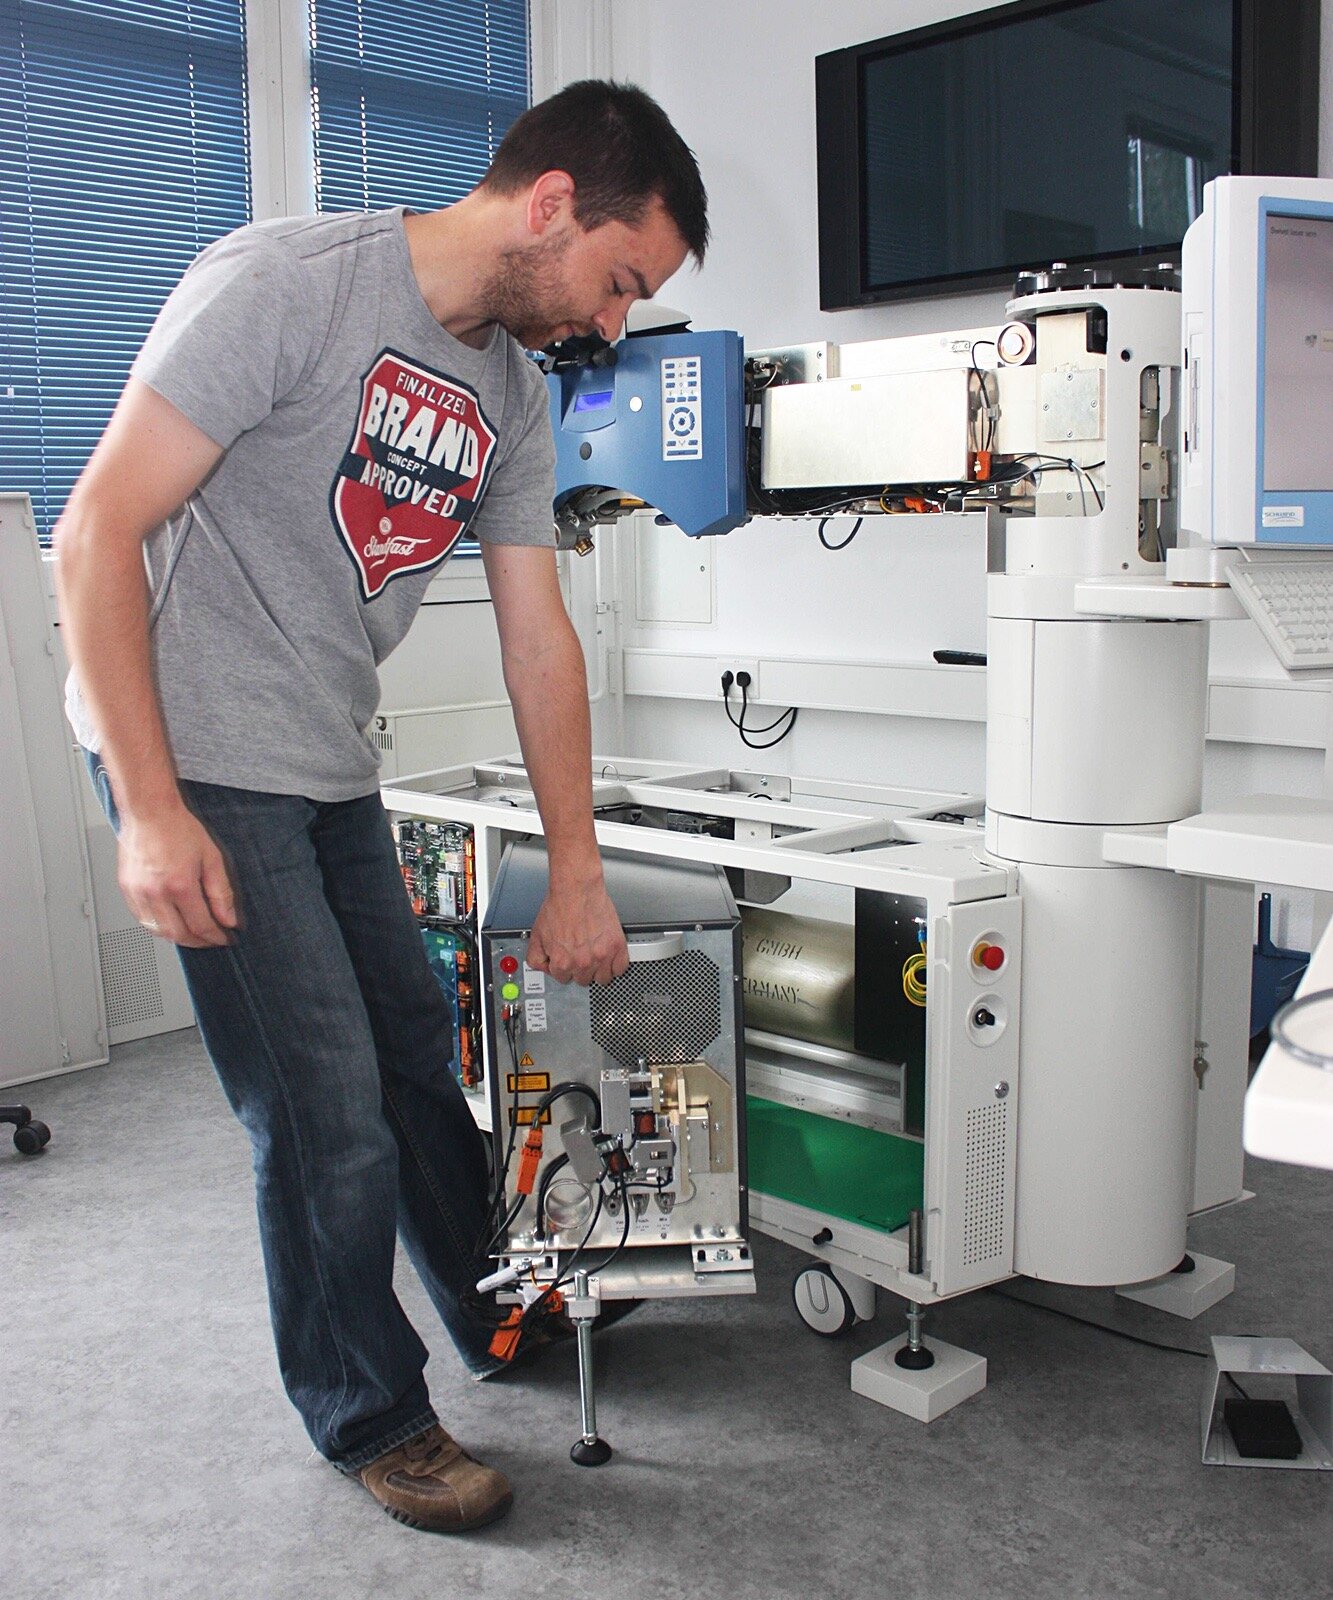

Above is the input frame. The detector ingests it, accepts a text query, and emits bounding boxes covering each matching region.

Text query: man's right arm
[54,377,238,948]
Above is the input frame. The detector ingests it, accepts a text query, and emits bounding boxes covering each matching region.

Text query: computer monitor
[1181,175,1333,548]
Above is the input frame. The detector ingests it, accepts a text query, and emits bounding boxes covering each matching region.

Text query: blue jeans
[84,753,501,1471]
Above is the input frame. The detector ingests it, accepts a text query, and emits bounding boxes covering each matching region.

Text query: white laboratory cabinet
[0,494,107,1089]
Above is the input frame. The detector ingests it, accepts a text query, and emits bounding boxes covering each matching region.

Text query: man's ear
[525,170,577,238]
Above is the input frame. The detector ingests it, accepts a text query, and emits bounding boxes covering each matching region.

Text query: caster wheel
[15,1120,50,1155]
[792,1264,856,1338]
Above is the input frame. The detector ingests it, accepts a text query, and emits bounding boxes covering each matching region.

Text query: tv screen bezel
[816,0,1320,309]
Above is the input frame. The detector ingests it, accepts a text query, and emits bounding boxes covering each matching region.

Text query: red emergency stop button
[499,955,520,975]
[973,942,1005,972]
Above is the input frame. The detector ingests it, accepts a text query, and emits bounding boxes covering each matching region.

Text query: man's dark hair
[483,80,709,262]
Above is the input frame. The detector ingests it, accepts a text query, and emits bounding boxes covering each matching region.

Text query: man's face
[483,196,689,351]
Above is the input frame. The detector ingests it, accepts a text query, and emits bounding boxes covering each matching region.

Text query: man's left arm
[481,540,629,985]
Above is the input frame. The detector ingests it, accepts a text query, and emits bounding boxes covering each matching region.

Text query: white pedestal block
[850,1335,988,1422]
[1116,1252,1236,1318]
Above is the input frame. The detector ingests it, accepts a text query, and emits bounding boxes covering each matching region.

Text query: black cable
[474,1012,525,1256]
[733,683,798,749]
[971,340,997,452]
[738,706,799,737]
[737,718,799,752]
[479,1071,600,1263]
[582,1175,634,1278]
[483,1192,527,1258]
[990,1285,1211,1361]
[1018,453,1105,512]
[738,719,799,750]
[518,1181,608,1330]
[818,515,862,551]
[724,684,793,736]
[719,676,799,749]
[739,682,798,744]
[488,1081,600,1253]
[532,1080,600,1125]
[739,716,798,750]
[947,454,1107,515]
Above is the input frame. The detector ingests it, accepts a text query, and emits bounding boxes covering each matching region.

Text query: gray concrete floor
[4,1030,1330,1600]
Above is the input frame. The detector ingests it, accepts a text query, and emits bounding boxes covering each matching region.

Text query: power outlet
[717,658,760,695]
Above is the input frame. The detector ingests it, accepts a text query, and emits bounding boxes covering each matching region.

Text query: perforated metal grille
[370,725,394,752]
[100,927,164,1029]
[589,950,722,1064]
[963,1103,1008,1266]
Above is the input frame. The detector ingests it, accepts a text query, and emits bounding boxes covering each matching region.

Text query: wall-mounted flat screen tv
[816,0,1320,308]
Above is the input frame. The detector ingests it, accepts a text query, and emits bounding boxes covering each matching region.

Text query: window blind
[308,0,529,215]
[0,0,252,540]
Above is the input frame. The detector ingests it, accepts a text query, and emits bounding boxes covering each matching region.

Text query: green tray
[746,1095,924,1235]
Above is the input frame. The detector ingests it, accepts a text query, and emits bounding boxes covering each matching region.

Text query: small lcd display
[573,389,614,413]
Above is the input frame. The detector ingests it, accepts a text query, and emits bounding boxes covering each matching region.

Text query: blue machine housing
[546,329,748,537]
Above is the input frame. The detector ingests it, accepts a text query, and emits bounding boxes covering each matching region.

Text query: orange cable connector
[516,1125,544,1196]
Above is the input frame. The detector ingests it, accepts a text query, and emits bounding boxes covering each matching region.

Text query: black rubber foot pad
[571,1436,613,1466]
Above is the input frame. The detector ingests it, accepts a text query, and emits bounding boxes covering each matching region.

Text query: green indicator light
[501,982,520,1001]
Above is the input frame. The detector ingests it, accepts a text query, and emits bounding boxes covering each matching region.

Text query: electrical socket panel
[716,657,760,695]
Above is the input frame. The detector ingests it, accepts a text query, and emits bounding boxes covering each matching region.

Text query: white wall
[537,0,1333,947]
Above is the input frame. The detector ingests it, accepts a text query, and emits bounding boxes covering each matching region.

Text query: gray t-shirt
[67,208,556,800]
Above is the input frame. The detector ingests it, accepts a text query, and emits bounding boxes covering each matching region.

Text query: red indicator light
[499,955,519,975]
[981,945,1005,971]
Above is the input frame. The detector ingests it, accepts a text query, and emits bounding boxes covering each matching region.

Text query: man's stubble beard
[479,230,575,349]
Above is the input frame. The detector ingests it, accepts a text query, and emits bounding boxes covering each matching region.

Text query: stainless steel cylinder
[740,907,855,1051]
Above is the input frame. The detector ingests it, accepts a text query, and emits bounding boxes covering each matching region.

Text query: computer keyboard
[1227,559,1333,670]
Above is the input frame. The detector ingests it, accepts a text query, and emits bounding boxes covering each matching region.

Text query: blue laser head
[546,330,748,537]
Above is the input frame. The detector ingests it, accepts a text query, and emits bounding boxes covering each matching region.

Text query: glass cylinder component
[545,1177,595,1234]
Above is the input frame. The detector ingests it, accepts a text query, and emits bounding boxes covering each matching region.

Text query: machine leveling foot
[571,1436,613,1467]
[569,1270,613,1467]
[894,1300,936,1370]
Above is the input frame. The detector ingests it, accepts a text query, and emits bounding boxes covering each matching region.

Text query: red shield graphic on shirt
[331,349,499,600]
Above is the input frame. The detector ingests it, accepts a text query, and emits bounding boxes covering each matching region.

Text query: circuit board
[392,818,476,921]
[420,921,482,1087]
[393,818,482,1087]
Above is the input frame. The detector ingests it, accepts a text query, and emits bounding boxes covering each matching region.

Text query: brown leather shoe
[358,1424,513,1532]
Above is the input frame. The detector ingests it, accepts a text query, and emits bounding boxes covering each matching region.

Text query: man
[55,79,707,1534]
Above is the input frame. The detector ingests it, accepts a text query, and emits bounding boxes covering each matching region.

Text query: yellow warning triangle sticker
[519,1053,535,1067]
